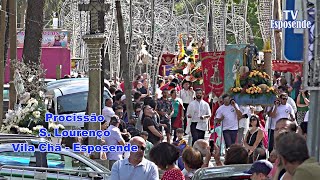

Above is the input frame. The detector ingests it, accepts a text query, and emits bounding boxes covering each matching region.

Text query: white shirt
[186,99,211,131]
[215,104,240,130]
[304,110,309,122]
[102,106,115,126]
[287,97,297,113]
[239,105,250,130]
[179,89,195,104]
[270,103,295,130]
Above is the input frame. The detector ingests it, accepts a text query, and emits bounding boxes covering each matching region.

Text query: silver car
[0,135,110,180]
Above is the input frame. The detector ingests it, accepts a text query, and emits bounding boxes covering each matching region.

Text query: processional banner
[159,54,176,76]
[200,52,225,97]
[224,44,247,93]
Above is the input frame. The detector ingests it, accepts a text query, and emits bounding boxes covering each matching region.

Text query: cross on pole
[78,0,110,34]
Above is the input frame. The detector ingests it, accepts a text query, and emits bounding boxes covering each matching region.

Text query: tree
[22,0,45,64]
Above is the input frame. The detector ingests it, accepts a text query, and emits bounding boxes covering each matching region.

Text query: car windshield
[57,91,88,114]
[57,91,111,114]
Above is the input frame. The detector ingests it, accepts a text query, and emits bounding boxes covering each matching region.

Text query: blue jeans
[223,130,238,148]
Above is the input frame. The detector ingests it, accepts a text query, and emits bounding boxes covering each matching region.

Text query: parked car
[192,164,252,180]
[46,78,88,92]
[45,83,112,128]
[0,135,110,179]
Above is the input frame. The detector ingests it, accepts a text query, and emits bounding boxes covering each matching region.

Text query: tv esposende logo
[270,10,312,29]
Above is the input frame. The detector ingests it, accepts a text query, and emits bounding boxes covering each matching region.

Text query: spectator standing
[244,115,264,162]
[170,89,184,141]
[268,93,295,152]
[215,94,242,148]
[140,131,153,160]
[179,80,195,133]
[296,90,309,125]
[150,142,185,180]
[276,132,320,180]
[156,89,174,143]
[110,136,159,180]
[142,105,163,145]
[102,98,115,126]
[238,105,251,144]
[104,116,125,170]
[186,88,211,145]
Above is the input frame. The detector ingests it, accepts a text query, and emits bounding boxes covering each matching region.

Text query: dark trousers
[223,130,238,148]
[191,122,205,145]
[171,117,177,141]
[268,129,274,153]
[183,103,189,133]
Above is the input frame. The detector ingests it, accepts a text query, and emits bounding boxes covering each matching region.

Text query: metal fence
[0,165,110,180]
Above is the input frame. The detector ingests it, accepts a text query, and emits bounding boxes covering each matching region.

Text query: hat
[244,160,273,175]
[120,95,126,101]
[110,116,121,124]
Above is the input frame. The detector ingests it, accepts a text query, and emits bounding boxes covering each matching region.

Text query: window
[0,151,35,167]
[57,90,111,114]
[3,88,9,100]
[46,153,93,172]
[57,92,88,114]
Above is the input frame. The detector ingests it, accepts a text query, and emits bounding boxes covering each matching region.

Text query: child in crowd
[173,128,187,170]
[140,131,153,160]
[173,128,188,153]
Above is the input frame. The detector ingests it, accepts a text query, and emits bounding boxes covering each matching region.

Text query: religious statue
[13,70,25,97]
[232,59,241,87]
[243,36,259,71]
[210,64,221,85]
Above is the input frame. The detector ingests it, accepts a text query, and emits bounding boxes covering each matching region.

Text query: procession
[0,0,320,180]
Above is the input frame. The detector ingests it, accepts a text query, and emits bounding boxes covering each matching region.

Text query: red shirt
[161,168,185,180]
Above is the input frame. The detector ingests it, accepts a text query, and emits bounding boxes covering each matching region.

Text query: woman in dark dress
[244,114,264,162]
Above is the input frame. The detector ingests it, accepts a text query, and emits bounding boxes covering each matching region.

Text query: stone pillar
[83,34,105,159]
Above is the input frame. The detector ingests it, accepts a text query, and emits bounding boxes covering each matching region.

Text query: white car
[0,135,110,179]
[45,83,111,128]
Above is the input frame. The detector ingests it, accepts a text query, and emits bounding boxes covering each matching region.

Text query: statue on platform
[232,59,241,87]
[243,36,259,71]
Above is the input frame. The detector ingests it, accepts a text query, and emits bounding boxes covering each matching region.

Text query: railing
[0,165,111,180]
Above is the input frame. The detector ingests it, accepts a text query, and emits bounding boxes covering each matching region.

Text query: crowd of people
[88,72,319,180]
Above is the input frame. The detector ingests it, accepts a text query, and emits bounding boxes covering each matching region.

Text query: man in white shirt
[186,88,211,145]
[278,86,297,113]
[102,98,115,126]
[268,93,295,152]
[237,105,251,145]
[105,115,125,170]
[215,94,242,148]
[179,80,195,133]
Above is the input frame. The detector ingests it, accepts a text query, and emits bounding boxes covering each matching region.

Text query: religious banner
[159,54,176,76]
[224,44,247,93]
[17,29,69,48]
[272,60,303,76]
[201,52,225,97]
[162,65,174,76]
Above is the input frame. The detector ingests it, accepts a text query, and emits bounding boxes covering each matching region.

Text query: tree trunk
[115,0,133,119]
[0,0,8,125]
[273,0,282,60]
[22,0,45,64]
[19,0,27,29]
